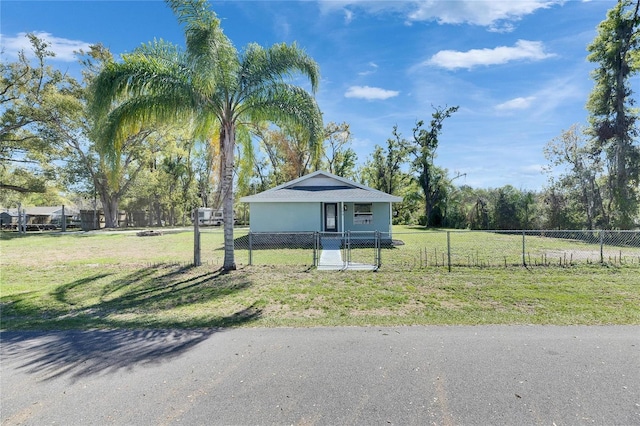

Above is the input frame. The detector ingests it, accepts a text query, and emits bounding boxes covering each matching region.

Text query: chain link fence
[229,229,640,270]
[7,225,638,270]
[232,231,383,270]
[385,230,640,271]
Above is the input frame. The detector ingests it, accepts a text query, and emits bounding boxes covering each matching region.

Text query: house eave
[240,197,403,203]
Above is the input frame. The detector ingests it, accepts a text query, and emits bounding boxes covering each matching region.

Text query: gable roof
[240,170,403,203]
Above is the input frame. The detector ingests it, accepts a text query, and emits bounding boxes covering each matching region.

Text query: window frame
[353,203,373,225]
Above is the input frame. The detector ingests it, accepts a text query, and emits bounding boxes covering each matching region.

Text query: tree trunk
[155,201,163,227]
[221,123,236,271]
[101,193,119,228]
[95,172,123,229]
[609,2,638,228]
[420,166,432,228]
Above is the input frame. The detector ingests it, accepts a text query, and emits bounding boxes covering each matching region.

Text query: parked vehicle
[192,208,224,226]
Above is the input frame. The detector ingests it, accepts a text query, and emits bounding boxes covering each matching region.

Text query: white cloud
[358,62,378,76]
[274,16,291,39]
[427,40,555,70]
[496,96,536,111]
[318,1,407,16]
[528,76,584,118]
[1,31,91,62]
[344,9,354,24]
[407,0,559,31]
[318,0,561,31]
[345,85,399,100]
[521,164,545,175]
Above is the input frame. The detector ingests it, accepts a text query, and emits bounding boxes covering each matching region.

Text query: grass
[1,227,639,330]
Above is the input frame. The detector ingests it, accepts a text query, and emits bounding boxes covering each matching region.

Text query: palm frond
[243,82,323,161]
[244,83,322,133]
[166,0,217,29]
[167,0,238,98]
[234,123,254,194]
[89,40,190,119]
[239,42,320,98]
[191,109,220,144]
[96,92,198,166]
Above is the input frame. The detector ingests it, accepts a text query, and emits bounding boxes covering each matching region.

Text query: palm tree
[90,0,323,270]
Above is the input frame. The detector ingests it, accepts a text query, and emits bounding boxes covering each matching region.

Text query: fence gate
[243,231,382,270]
[316,231,381,271]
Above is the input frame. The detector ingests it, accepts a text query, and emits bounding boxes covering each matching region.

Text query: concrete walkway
[2,326,638,425]
[317,237,376,271]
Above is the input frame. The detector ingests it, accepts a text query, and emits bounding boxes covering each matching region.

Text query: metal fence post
[345,231,351,266]
[249,231,253,266]
[193,208,201,267]
[376,230,381,269]
[17,203,24,235]
[522,230,526,267]
[447,231,451,273]
[600,230,604,264]
[313,232,318,267]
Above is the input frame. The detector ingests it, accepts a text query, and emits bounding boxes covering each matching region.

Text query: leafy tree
[250,124,286,189]
[360,146,387,191]
[188,137,220,209]
[492,186,521,230]
[587,0,640,228]
[1,35,161,228]
[0,34,67,195]
[453,186,487,230]
[436,171,468,228]
[268,124,321,183]
[520,190,539,230]
[404,106,458,228]
[541,186,583,230]
[322,122,357,178]
[56,44,173,228]
[544,125,606,229]
[360,125,409,195]
[91,0,322,270]
[359,127,419,224]
[248,121,355,193]
[126,133,199,227]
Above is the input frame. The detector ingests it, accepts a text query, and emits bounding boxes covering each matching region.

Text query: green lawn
[1,227,639,330]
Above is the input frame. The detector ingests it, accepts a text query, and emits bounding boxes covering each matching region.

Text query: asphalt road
[1,326,639,425]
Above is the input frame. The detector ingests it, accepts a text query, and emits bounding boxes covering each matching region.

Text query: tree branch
[0,183,44,193]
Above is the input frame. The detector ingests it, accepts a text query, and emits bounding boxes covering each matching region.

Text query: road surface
[1,326,639,425]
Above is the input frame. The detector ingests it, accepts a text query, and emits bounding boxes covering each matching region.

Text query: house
[0,206,79,229]
[240,170,402,236]
[0,210,18,228]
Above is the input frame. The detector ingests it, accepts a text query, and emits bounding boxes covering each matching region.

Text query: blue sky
[1,0,620,190]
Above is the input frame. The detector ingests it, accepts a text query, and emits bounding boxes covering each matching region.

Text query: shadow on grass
[0,264,262,381]
[402,226,447,232]
[0,230,103,240]
[3,264,262,330]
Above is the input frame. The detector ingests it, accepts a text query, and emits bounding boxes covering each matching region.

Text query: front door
[324,203,338,232]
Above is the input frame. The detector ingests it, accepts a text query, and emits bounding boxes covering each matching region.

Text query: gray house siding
[249,202,320,233]
[249,201,392,234]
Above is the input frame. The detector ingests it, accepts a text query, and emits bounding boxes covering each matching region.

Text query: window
[354,203,373,225]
